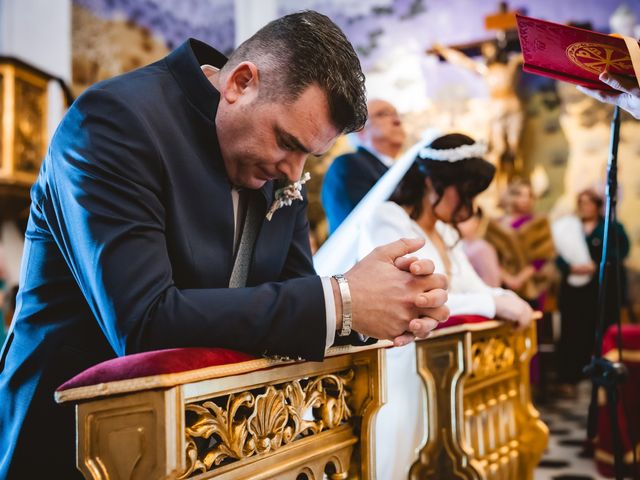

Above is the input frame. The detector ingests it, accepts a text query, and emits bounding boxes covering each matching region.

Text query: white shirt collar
[360,145,395,168]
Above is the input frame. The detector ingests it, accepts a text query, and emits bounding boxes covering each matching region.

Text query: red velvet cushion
[56,347,256,392]
[436,314,492,329]
[602,324,640,355]
[57,316,494,392]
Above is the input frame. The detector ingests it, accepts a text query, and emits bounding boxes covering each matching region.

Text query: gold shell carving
[248,387,288,454]
[181,370,354,478]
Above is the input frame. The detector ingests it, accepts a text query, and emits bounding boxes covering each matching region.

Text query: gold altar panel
[0,59,49,219]
[13,74,46,177]
[0,61,47,185]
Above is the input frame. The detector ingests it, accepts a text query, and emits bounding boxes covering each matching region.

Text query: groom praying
[0,11,449,478]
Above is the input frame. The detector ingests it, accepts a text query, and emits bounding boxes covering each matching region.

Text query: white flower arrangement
[265,172,311,221]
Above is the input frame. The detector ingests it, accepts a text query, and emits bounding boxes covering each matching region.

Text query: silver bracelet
[333,274,352,337]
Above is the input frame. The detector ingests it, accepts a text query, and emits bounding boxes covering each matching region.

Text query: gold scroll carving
[181,370,354,478]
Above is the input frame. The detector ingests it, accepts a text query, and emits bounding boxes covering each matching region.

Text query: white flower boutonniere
[266,172,311,221]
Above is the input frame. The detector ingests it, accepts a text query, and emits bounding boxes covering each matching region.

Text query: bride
[357,133,532,479]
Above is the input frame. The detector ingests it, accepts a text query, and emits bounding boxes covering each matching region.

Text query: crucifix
[429,2,524,185]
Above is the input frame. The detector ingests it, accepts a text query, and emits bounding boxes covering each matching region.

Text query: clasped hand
[343,238,449,347]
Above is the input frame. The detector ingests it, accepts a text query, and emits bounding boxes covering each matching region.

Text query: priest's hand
[577,71,640,120]
[339,238,449,346]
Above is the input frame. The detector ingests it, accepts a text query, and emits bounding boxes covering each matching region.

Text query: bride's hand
[494,293,534,330]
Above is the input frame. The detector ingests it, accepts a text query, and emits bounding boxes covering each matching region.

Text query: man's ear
[221,61,259,104]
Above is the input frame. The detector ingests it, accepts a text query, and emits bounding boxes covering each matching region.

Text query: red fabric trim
[56,347,256,392]
[436,315,493,329]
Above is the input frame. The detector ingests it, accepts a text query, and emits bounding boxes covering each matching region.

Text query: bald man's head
[358,99,406,158]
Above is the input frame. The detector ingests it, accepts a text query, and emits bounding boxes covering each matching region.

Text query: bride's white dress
[357,201,504,479]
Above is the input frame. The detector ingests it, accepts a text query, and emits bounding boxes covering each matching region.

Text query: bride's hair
[390,133,495,224]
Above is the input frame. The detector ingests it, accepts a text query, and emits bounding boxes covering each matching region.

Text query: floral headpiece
[418,141,488,162]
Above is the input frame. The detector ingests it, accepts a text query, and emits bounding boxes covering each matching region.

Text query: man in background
[321,99,406,233]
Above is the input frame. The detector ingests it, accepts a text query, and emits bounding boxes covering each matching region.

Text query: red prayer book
[516,14,639,91]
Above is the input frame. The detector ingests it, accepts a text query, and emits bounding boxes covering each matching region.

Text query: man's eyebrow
[276,126,312,154]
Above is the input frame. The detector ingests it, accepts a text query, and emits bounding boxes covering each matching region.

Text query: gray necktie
[228,192,262,288]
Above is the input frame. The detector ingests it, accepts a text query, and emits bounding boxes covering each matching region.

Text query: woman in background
[358,133,532,479]
[458,207,502,288]
[555,188,630,394]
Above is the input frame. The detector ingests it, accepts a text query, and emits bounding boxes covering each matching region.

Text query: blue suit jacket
[321,146,389,233]
[0,39,326,478]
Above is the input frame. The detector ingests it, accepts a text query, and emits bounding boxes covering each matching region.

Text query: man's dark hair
[224,10,367,134]
[390,133,496,225]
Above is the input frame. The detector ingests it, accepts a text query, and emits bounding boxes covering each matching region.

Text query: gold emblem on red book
[566,42,632,75]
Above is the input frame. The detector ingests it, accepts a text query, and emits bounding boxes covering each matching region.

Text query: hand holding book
[516,14,640,119]
[578,71,640,120]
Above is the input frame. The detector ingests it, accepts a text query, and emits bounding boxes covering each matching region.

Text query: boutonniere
[265,172,311,221]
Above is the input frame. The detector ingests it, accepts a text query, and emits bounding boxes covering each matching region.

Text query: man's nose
[278,152,307,182]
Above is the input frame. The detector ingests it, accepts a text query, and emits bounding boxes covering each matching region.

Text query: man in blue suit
[0,12,448,478]
[322,99,406,233]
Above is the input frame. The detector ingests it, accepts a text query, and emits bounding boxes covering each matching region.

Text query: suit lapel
[249,180,293,286]
[357,146,390,176]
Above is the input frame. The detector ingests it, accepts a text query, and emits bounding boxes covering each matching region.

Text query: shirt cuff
[321,276,337,349]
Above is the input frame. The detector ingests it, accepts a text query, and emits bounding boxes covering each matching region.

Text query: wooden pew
[55,343,389,480]
[57,321,547,479]
[410,321,548,480]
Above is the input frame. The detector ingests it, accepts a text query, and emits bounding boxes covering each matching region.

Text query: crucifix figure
[432,2,524,184]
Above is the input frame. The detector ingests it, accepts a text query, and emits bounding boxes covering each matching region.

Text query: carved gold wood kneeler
[411,321,548,480]
[57,343,388,480]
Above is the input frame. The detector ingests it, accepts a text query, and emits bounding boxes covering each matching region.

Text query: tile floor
[535,381,607,480]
